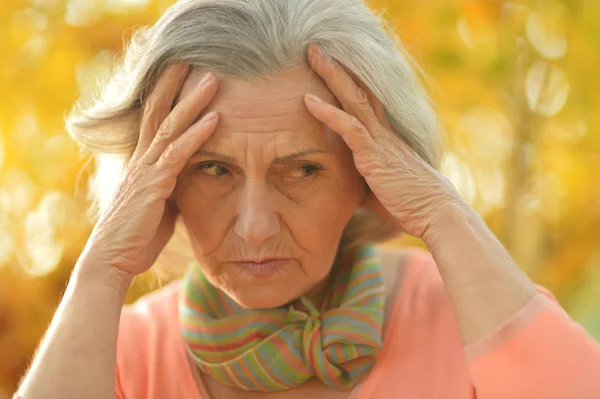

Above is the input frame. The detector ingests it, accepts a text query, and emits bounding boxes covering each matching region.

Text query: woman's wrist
[73,250,135,297]
[421,198,478,251]
[17,249,131,398]
[420,198,538,345]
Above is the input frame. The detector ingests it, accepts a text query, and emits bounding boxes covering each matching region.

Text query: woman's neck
[287,244,354,312]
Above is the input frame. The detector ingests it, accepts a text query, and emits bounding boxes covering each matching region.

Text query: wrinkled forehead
[174,64,342,149]
[176,63,338,111]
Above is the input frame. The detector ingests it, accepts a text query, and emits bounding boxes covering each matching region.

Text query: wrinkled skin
[172,63,367,309]
[302,44,463,240]
[86,44,460,312]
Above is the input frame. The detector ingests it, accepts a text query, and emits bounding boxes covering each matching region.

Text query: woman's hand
[303,44,543,346]
[303,44,465,239]
[83,64,219,277]
[16,66,220,399]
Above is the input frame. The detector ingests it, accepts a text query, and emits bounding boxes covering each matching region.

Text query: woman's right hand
[82,64,219,278]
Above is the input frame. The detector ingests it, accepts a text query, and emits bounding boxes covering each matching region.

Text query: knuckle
[125,154,139,170]
[156,117,175,140]
[123,162,146,185]
[128,148,146,164]
[162,142,181,163]
[142,99,156,118]
[348,115,366,135]
[354,88,370,109]
[370,125,385,139]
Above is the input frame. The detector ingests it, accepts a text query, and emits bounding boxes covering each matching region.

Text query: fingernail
[198,72,214,87]
[306,93,323,104]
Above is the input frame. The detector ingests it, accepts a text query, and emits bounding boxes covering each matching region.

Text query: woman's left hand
[305,45,545,349]
[303,44,465,239]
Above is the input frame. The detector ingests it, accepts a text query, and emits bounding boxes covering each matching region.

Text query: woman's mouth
[234,259,291,276]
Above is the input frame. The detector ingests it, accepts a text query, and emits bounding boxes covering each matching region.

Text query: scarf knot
[179,244,384,392]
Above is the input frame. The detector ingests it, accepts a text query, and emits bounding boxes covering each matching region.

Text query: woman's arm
[14,64,220,399]
[423,203,600,398]
[421,203,538,346]
[303,43,600,397]
[15,255,132,399]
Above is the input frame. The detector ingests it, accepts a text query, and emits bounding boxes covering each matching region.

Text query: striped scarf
[178,244,384,392]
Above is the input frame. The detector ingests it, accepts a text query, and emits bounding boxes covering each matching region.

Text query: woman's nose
[233,181,280,245]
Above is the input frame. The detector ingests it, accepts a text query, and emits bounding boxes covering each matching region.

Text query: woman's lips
[234,259,291,276]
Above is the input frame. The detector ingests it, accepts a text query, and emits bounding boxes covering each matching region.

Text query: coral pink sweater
[115,249,600,398]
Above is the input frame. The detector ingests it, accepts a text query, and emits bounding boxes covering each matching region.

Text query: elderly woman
[15,0,600,398]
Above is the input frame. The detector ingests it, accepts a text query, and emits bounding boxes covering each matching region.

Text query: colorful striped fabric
[178,244,384,392]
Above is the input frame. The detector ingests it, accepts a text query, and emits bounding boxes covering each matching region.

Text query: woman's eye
[194,162,230,176]
[290,164,322,178]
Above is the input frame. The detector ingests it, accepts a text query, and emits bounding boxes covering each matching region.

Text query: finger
[142,72,218,165]
[304,93,373,154]
[346,69,390,129]
[306,44,381,135]
[154,111,219,176]
[134,64,191,160]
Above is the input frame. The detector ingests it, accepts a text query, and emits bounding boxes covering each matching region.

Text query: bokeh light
[1,0,599,395]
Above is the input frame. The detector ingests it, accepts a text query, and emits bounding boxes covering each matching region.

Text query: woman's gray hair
[66,0,442,282]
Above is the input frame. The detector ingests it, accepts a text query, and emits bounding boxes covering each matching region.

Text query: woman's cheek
[175,179,238,243]
[287,180,351,230]
[189,173,239,199]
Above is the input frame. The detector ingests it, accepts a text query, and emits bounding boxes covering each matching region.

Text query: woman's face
[172,63,366,309]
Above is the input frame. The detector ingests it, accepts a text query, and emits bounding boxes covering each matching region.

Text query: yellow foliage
[1,0,600,395]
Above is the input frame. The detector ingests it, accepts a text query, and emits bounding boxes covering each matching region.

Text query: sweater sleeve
[115,361,125,399]
[465,285,600,399]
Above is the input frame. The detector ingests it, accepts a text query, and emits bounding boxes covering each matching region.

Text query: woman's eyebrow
[193,149,330,164]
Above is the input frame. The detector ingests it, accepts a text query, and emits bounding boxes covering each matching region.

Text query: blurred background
[1,0,599,395]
